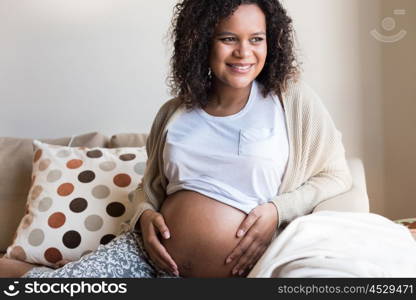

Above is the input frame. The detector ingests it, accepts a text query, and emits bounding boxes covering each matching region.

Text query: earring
[208,67,212,79]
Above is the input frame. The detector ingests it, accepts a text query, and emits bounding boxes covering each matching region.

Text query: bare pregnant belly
[159,190,247,278]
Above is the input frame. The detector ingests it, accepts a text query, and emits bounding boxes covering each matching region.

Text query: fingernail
[164,231,170,239]
[237,230,244,237]
[226,257,232,264]
[232,269,237,275]
[238,270,243,276]
[173,270,179,276]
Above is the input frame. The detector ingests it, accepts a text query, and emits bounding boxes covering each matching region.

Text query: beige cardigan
[130,79,352,231]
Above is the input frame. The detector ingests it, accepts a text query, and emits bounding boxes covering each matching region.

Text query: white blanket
[248,211,416,277]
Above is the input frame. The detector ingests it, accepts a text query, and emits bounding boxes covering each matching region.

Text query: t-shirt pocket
[238,127,279,161]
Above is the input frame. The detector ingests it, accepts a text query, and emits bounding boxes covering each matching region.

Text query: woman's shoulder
[283,76,327,112]
[158,96,183,113]
[150,96,187,134]
[154,96,184,120]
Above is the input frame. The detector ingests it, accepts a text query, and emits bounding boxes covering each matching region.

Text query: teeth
[229,64,251,70]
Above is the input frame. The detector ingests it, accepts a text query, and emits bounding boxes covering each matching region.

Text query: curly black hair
[168,0,299,109]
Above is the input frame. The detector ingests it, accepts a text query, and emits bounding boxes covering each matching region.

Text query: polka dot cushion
[6,140,147,267]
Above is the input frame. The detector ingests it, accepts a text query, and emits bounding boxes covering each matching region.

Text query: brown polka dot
[69,198,88,213]
[106,202,126,217]
[48,212,66,228]
[57,183,74,196]
[21,214,33,229]
[113,173,131,187]
[119,153,136,161]
[39,159,51,171]
[100,234,116,245]
[67,159,83,169]
[44,247,62,264]
[34,149,42,163]
[62,230,81,249]
[31,185,43,200]
[87,149,103,158]
[78,170,95,183]
[10,246,26,261]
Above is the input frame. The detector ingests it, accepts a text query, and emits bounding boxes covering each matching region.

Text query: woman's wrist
[138,209,154,228]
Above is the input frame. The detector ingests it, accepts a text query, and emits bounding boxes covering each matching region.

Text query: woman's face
[209,4,267,90]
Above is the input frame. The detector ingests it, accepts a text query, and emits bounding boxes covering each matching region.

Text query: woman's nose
[233,41,251,58]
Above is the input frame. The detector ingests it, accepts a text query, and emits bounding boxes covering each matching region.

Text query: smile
[226,63,254,74]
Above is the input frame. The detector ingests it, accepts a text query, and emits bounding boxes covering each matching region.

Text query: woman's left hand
[225,202,278,277]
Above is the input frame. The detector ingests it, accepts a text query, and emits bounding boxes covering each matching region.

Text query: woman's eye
[219,37,264,43]
[220,37,236,42]
[250,37,264,43]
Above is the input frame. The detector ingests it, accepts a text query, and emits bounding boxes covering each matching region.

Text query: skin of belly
[159,190,247,278]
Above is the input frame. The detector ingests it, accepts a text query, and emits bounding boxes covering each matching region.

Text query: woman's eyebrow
[215,31,266,37]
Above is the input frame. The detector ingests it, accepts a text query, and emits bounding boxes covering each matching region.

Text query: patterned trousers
[22,231,181,278]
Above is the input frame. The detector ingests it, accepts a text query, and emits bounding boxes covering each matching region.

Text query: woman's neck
[208,80,253,110]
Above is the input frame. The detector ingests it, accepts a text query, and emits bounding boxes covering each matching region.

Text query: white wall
[1,0,414,219]
[0,0,177,139]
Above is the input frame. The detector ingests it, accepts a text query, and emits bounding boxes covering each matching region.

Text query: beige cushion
[109,133,148,148]
[313,158,370,214]
[0,132,109,253]
[6,139,146,267]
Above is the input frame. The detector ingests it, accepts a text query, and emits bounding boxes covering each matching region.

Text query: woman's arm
[270,136,352,229]
[129,98,182,231]
[128,98,183,276]
[270,80,353,229]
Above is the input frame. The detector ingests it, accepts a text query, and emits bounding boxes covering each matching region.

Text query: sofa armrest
[313,157,370,213]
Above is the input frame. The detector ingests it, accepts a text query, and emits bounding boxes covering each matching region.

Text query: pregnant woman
[16,0,352,278]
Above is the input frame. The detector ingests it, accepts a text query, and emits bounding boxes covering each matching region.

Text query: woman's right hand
[139,209,179,276]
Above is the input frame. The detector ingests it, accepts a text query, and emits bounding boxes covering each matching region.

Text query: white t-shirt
[163,80,289,214]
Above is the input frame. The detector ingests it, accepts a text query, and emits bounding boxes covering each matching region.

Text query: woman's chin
[219,77,256,90]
